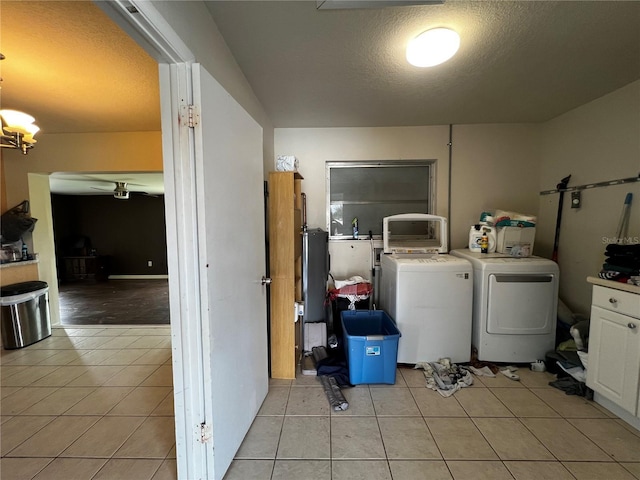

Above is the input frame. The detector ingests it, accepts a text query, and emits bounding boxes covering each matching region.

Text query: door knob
[261,276,272,286]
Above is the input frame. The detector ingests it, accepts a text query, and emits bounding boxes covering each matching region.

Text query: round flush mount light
[406,28,460,67]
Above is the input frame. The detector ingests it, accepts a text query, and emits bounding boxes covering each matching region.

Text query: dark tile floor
[58,280,170,325]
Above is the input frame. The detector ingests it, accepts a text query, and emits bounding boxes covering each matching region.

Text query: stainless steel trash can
[0,281,51,349]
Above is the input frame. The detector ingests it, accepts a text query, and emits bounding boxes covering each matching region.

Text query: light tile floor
[1,326,176,480]
[3,327,640,480]
[226,366,640,480]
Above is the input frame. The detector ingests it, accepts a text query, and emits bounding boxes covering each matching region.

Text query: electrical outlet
[147,260,153,267]
[571,191,581,209]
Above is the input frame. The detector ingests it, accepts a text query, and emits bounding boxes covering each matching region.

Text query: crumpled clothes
[415,358,473,398]
[549,376,593,399]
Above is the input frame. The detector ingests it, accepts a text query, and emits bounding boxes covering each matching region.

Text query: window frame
[325,159,437,240]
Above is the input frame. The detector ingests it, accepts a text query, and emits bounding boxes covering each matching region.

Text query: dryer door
[486,274,556,334]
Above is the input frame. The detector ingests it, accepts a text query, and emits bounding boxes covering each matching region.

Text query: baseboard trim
[108,275,169,280]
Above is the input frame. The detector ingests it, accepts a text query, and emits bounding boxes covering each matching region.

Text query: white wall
[151,1,274,177]
[274,124,543,280]
[537,80,640,315]
[275,126,451,228]
[450,124,542,249]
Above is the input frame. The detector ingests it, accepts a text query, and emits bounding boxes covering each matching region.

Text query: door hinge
[181,105,200,128]
[197,422,212,443]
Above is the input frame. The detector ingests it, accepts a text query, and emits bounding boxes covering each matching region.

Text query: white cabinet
[586,284,640,415]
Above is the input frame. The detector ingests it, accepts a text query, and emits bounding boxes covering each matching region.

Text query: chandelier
[0,109,40,154]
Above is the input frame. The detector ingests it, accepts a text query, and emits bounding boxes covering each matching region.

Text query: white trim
[94,1,208,478]
[108,275,169,280]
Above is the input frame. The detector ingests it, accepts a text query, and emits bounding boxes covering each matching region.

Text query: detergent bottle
[469,225,496,253]
[480,231,489,253]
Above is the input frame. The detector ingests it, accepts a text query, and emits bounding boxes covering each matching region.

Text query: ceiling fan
[91,181,156,199]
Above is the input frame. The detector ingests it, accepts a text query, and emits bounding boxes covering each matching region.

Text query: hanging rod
[540,173,640,195]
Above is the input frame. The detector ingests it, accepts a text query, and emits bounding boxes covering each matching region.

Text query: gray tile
[64,386,134,415]
[530,388,610,418]
[151,459,177,480]
[7,415,100,457]
[258,386,290,416]
[411,387,467,417]
[272,460,331,480]
[426,417,498,460]
[331,386,375,416]
[400,367,427,387]
[61,416,146,458]
[491,388,559,417]
[0,457,53,480]
[2,365,59,385]
[30,366,88,387]
[1,387,58,415]
[473,417,555,461]
[22,387,95,415]
[332,460,392,480]
[621,463,640,479]
[446,460,514,479]
[504,461,576,480]
[371,387,420,416]
[520,418,611,461]
[455,388,512,417]
[285,386,329,415]
[223,460,273,480]
[331,416,385,459]
[1,416,56,456]
[389,460,453,480]
[92,458,164,480]
[31,458,108,480]
[569,418,640,462]
[563,461,637,479]
[114,416,175,459]
[378,416,441,459]
[235,416,284,459]
[277,416,330,459]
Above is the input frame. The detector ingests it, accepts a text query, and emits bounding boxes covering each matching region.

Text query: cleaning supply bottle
[22,242,28,260]
[352,217,358,239]
[480,231,489,254]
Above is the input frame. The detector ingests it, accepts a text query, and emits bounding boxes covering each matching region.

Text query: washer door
[486,274,556,334]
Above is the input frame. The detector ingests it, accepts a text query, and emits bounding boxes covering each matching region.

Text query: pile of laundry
[599,243,640,285]
[415,359,473,397]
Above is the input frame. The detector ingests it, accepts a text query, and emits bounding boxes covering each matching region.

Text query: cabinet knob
[629,323,637,330]
[609,297,618,304]
[261,276,272,286]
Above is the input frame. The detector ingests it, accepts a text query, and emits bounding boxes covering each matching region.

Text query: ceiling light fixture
[0,109,40,154]
[406,27,460,67]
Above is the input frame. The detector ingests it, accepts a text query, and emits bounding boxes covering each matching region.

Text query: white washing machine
[379,215,473,364]
[450,249,559,363]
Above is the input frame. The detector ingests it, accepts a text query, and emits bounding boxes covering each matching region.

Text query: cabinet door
[586,305,640,414]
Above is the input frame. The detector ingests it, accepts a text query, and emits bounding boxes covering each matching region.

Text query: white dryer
[379,215,473,364]
[450,249,559,363]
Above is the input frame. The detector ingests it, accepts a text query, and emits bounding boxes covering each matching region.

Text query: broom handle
[616,193,633,242]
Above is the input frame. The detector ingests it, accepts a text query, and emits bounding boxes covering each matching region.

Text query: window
[326,160,435,239]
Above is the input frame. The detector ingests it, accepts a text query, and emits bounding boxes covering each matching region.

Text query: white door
[192,63,269,480]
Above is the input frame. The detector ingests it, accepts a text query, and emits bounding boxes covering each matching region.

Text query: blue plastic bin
[341,310,401,385]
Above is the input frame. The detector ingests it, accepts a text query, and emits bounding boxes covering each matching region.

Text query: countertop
[0,259,39,269]
[587,276,640,295]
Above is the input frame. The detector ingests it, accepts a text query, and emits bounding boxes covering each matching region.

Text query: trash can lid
[0,281,49,297]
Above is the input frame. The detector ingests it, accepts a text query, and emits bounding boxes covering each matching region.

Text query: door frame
[97,1,209,478]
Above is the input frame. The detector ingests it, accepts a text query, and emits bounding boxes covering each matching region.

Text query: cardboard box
[496,227,536,256]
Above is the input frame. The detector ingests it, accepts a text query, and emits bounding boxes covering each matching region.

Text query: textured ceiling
[1,0,639,137]
[0,1,160,134]
[206,0,640,127]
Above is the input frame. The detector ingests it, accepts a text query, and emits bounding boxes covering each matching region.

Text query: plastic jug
[469,225,496,253]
